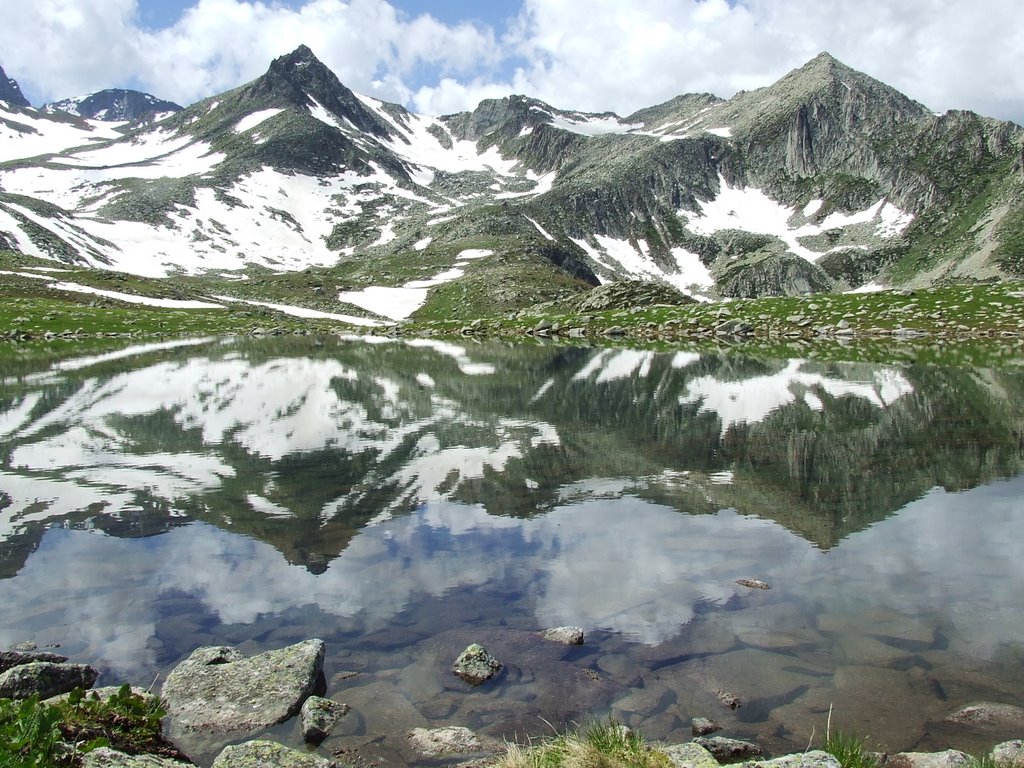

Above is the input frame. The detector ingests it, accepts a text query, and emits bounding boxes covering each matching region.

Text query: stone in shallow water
[301,696,350,744]
[162,639,325,736]
[540,626,585,645]
[692,736,763,762]
[691,717,722,736]
[452,643,502,685]
[407,726,497,758]
[0,661,98,699]
[212,739,338,768]
[945,702,1024,731]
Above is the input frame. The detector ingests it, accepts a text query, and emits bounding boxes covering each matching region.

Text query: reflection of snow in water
[680,360,914,434]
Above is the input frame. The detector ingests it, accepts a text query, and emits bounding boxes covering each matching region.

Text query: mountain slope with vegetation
[0,47,1022,326]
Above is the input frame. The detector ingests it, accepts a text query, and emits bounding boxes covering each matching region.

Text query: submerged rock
[690,717,722,736]
[162,639,325,736]
[300,696,350,744]
[945,702,1024,730]
[407,726,494,758]
[212,739,338,768]
[0,661,98,699]
[540,626,585,645]
[452,643,502,685]
[692,736,763,763]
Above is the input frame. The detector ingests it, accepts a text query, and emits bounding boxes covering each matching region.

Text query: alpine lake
[2,334,1024,766]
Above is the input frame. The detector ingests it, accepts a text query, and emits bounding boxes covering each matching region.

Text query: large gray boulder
[0,661,98,699]
[877,751,971,768]
[452,643,502,685]
[162,640,325,737]
[662,742,720,768]
[993,740,1024,768]
[82,747,189,768]
[212,740,338,768]
[743,752,842,768]
[0,650,68,673]
[407,726,497,759]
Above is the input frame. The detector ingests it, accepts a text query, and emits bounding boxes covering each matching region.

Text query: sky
[2,0,1023,125]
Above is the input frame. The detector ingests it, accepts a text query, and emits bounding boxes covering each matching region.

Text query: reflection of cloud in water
[2,479,1024,681]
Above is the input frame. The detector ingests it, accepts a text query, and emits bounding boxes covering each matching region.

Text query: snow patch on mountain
[234,108,284,133]
[682,176,914,261]
[548,113,643,137]
[0,106,123,162]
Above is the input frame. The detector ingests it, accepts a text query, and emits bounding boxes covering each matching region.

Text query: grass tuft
[493,721,671,768]
[821,730,879,768]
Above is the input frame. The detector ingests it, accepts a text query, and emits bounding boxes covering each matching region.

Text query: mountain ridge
[0,45,1022,323]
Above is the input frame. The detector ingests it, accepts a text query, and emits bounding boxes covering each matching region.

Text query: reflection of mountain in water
[2,336,1024,574]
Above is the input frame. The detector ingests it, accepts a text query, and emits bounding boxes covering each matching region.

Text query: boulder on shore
[407,726,496,759]
[743,752,842,768]
[162,639,325,737]
[0,661,98,699]
[0,650,68,673]
[212,739,338,768]
[945,702,1024,731]
[692,736,763,763]
[82,747,188,768]
[662,742,719,768]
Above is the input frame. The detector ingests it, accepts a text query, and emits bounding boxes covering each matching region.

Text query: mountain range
[1,46,1022,322]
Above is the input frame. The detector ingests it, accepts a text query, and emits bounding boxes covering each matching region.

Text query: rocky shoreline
[2,637,1022,768]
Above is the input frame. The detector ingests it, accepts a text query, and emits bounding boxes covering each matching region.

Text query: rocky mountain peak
[0,63,30,108]
[44,89,183,122]
[251,44,392,139]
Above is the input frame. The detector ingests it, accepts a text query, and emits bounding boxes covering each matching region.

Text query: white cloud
[0,0,1022,125]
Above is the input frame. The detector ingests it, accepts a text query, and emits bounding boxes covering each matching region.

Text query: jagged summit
[0,63,30,108]
[44,89,183,122]
[250,44,393,139]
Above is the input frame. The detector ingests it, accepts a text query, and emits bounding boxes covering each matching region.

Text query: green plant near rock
[0,685,177,767]
[495,721,672,768]
[821,730,879,768]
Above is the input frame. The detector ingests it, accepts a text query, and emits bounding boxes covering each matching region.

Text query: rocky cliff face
[0,64,30,108]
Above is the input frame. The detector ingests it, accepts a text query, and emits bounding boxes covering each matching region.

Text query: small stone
[300,696,350,744]
[736,579,771,590]
[692,736,762,763]
[540,627,585,645]
[715,688,742,709]
[452,643,502,685]
[691,717,722,736]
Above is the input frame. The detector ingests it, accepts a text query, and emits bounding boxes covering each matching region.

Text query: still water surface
[1,336,1023,763]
